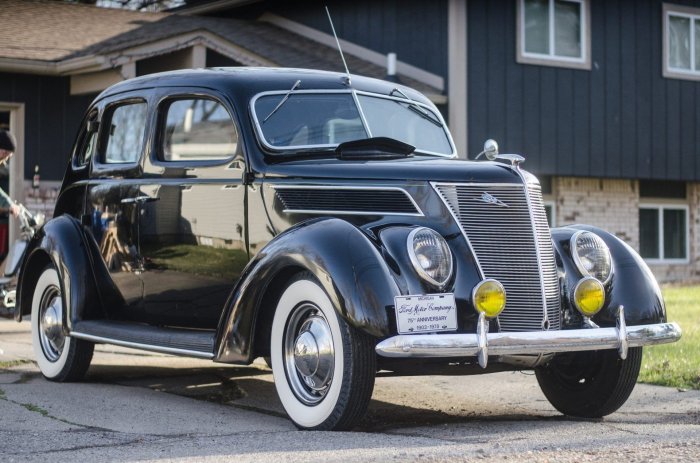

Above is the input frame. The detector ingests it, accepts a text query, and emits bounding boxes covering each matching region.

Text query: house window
[663,3,700,80]
[639,205,688,262]
[517,0,591,69]
[544,201,556,227]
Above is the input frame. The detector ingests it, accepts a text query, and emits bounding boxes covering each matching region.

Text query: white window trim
[543,199,556,227]
[516,0,591,70]
[663,3,700,81]
[639,202,690,264]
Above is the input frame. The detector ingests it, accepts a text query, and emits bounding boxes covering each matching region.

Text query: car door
[135,91,248,329]
[84,96,150,320]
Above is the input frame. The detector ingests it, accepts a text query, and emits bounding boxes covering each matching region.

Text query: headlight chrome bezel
[571,276,606,317]
[407,227,454,289]
[472,279,507,318]
[570,231,613,284]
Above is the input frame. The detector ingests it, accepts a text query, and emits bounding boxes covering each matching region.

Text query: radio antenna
[325,6,351,85]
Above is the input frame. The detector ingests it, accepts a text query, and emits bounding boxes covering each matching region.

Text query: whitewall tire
[271,273,376,430]
[31,266,93,382]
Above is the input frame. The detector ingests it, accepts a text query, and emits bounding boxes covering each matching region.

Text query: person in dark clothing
[0,130,20,217]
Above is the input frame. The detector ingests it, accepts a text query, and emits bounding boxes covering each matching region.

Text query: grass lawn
[638,285,700,390]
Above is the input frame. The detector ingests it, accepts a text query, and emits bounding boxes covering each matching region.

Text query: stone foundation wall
[555,178,639,249]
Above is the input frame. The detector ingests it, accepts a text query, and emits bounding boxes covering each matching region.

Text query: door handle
[120,196,159,204]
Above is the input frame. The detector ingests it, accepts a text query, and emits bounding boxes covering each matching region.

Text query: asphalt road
[1,317,698,462]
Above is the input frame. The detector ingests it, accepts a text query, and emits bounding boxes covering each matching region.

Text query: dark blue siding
[468,0,700,180]
[0,73,93,181]
[235,0,449,79]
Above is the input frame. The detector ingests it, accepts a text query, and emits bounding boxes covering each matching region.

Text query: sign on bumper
[395,293,457,334]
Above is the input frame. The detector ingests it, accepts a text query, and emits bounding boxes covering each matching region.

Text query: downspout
[448,0,468,158]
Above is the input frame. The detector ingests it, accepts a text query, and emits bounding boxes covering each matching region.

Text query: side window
[74,111,99,167]
[104,102,147,164]
[161,98,238,162]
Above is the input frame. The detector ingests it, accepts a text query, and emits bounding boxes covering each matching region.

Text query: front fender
[551,224,666,326]
[215,217,400,363]
[15,215,103,328]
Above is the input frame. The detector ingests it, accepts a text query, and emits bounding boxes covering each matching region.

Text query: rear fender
[551,224,665,326]
[215,217,400,363]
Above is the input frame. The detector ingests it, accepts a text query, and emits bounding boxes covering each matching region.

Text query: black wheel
[535,347,642,418]
[270,273,376,430]
[31,266,94,382]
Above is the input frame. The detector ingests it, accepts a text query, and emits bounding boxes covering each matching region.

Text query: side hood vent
[273,186,422,216]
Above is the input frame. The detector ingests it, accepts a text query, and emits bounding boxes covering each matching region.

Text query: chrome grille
[434,183,561,332]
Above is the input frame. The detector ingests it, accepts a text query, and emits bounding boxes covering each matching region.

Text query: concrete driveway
[1,317,698,462]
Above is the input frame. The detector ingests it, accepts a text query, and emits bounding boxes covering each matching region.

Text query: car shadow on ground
[77,364,655,432]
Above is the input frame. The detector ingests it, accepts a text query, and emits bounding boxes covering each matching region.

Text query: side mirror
[475,139,499,160]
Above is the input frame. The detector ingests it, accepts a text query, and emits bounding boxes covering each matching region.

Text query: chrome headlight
[407,227,453,288]
[571,231,612,283]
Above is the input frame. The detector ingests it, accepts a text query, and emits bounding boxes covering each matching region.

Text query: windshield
[252,91,454,156]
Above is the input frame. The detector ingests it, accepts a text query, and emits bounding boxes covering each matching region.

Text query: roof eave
[174,0,261,15]
[0,57,58,75]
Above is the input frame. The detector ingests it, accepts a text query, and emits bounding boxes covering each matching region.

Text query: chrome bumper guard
[376,306,682,368]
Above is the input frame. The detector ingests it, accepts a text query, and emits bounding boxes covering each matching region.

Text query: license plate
[394,293,457,334]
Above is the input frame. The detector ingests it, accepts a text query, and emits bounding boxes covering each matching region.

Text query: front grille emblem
[480,192,509,207]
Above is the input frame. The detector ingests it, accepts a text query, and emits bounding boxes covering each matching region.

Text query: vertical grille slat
[434,183,561,332]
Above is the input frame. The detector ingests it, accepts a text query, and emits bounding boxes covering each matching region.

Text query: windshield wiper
[390,88,443,128]
[336,137,415,160]
[263,80,301,123]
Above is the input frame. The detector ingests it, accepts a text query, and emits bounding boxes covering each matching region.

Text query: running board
[71,320,215,359]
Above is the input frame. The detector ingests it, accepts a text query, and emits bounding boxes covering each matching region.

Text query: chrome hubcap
[284,303,334,405]
[38,287,64,362]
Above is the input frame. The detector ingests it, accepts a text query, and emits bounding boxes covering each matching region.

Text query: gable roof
[0,0,442,98]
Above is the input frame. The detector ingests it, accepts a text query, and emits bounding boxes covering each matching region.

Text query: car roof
[94,67,434,106]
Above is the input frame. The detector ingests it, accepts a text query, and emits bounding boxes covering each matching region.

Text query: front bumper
[375,307,682,368]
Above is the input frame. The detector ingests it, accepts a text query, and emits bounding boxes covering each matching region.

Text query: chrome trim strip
[513,169,549,327]
[429,181,525,188]
[70,332,215,359]
[270,184,425,217]
[351,89,373,138]
[375,322,682,359]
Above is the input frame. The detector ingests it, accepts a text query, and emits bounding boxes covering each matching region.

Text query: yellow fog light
[573,277,606,317]
[472,279,506,318]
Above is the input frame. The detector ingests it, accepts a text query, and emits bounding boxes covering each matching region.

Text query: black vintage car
[16,68,680,430]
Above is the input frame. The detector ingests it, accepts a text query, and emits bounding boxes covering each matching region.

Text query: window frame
[638,202,690,264]
[98,98,149,167]
[662,3,700,81]
[154,93,241,167]
[71,109,100,170]
[516,0,591,70]
[543,199,556,227]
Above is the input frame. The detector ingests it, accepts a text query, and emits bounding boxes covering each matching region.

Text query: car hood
[261,157,527,184]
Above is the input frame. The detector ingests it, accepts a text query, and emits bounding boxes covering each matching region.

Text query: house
[2,0,699,282]
[179,0,700,283]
